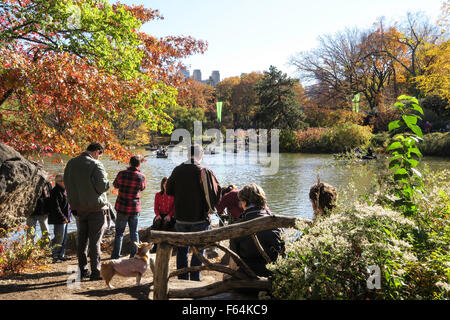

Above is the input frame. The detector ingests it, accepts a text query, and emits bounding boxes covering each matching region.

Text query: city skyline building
[210,70,220,86]
[181,68,221,87]
[192,69,202,82]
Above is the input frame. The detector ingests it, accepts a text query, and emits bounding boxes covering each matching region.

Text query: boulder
[0,142,49,229]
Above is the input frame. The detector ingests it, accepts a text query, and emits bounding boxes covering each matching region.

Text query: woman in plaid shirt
[111,155,146,259]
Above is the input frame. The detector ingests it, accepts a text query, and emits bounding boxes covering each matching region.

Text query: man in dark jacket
[166,144,221,281]
[48,174,71,262]
[64,142,110,280]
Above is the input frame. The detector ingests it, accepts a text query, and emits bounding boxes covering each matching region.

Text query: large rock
[0,142,49,229]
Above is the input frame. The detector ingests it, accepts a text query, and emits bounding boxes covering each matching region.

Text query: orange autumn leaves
[0,1,207,162]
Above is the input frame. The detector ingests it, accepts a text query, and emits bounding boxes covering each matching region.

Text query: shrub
[269,168,450,300]
[279,129,299,152]
[370,132,390,150]
[269,203,418,299]
[294,127,328,153]
[304,106,364,127]
[0,225,51,276]
[368,109,402,133]
[419,132,450,156]
[280,123,373,153]
[324,123,373,153]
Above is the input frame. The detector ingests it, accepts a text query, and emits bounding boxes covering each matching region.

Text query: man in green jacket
[64,142,110,281]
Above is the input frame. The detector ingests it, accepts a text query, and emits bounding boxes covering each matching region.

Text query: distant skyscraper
[211,70,220,86]
[193,69,202,82]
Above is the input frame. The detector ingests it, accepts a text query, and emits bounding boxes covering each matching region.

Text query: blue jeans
[112,213,140,259]
[51,223,68,258]
[175,221,210,281]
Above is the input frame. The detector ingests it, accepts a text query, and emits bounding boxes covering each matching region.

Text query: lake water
[39,149,449,235]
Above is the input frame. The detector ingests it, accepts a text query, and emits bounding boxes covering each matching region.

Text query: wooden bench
[146,215,302,300]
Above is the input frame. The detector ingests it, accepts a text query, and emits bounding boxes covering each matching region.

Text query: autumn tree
[0,0,207,161]
[229,72,263,128]
[290,28,367,110]
[413,40,449,101]
[377,12,441,97]
[0,0,145,159]
[413,2,450,101]
[215,76,240,128]
[176,78,215,111]
[164,103,206,134]
[291,11,443,119]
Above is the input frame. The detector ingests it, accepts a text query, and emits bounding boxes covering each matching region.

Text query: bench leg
[152,242,173,300]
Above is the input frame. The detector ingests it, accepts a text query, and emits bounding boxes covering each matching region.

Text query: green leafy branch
[386,95,424,216]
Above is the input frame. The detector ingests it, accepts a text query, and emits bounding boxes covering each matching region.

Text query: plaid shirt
[113,167,146,215]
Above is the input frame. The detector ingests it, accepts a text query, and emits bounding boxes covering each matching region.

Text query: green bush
[369,132,449,157]
[324,123,373,153]
[279,123,373,153]
[270,203,418,300]
[0,225,51,276]
[406,168,450,299]
[419,132,450,156]
[269,168,450,300]
[370,132,390,149]
[279,129,299,152]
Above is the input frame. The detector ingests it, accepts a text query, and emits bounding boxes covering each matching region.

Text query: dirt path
[0,232,232,300]
[0,248,230,300]
[0,225,263,301]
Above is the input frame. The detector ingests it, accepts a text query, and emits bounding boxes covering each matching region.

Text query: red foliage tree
[0,1,207,162]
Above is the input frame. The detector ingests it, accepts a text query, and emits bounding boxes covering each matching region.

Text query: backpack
[200,167,222,216]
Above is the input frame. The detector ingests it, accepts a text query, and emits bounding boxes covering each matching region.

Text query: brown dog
[100,242,155,289]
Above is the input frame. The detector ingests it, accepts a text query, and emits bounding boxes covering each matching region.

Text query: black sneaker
[80,269,91,279]
[89,273,102,281]
[58,256,71,261]
[52,257,61,263]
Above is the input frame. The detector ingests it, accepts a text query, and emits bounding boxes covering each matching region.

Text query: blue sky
[118,0,444,80]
